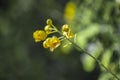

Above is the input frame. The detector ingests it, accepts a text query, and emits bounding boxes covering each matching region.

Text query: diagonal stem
[67,38,120,80]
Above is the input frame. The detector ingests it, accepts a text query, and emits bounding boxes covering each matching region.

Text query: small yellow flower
[43,38,51,48]
[62,24,70,32]
[46,19,52,25]
[64,1,76,21]
[44,25,53,34]
[43,36,61,52]
[33,30,47,42]
[67,31,74,38]
[62,24,74,38]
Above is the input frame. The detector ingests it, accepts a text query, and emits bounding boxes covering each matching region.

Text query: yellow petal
[33,30,47,42]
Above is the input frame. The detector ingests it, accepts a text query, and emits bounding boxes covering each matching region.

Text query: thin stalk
[67,39,120,80]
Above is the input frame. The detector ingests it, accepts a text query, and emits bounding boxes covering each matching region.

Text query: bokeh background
[0,0,120,80]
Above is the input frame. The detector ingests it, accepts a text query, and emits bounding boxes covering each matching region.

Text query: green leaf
[76,23,100,48]
[101,49,112,71]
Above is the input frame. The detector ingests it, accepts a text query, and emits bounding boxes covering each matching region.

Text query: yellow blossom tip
[46,19,52,25]
[62,24,74,38]
[62,24,70,32]
[43,38,51,48]
[44,25,53,34]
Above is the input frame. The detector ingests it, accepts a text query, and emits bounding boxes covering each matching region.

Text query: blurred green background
[0,0,120,80]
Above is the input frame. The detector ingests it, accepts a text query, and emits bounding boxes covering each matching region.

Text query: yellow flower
[46,19,52,25]
[62,24,74,38]
[64,1,76,22]
[44,25,53,34]
[33,30,47,42]
[43,36,61,52]
[62,24,70,32]
[43,38,51,48]
[67,31,74,38]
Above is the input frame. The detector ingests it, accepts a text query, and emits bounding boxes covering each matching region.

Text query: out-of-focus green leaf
[76,23,100,48]
[0,18,10,36]
[98,73,114,80]
[101,49,112,71]
[82,41,103,72]
[82,54,95,72]
[103,2,114,21]
[80,9,93,25]
[60,40,73,54]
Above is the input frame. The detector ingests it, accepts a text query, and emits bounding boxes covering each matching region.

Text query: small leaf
[101,49,112,71]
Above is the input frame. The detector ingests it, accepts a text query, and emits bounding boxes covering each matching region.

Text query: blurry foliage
[64,0,120,80]
[0,0,65,80]
[0,0,120,80]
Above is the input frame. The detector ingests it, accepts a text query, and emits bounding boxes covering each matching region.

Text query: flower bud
[46,19,52,25]
[62,24,70,32]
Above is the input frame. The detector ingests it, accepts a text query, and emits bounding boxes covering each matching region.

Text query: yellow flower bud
[46,19,52,25]
[68,31,74,38]
[62,24,74,38]
[33,30,47,42]
[62,24,70,32]
[43,38,51,48]
[44,25,52,34]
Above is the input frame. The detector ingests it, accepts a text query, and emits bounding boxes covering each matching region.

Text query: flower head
[43,36,61,52]
[46,19,52,25]
[44,25,53,34]
[62,24,70,32]
[43,38,51,48]
[33,30,47,42]
[33,19,74,52]
[67,31,74,38]
[64,1,76,21]
[62,24,74,38]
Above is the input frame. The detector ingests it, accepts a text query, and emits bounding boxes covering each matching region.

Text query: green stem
[67,39,120,80]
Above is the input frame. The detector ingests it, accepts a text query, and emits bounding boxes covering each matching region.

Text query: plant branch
[67,39,120,80]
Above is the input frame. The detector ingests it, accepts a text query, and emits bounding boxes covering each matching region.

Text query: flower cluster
[33,19,74,52]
